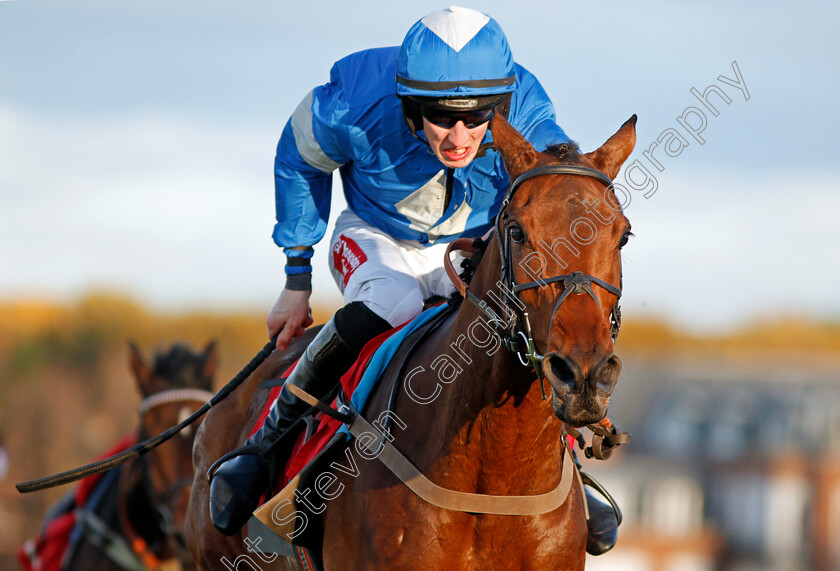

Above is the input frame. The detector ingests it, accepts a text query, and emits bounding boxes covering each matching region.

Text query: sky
[1,0,838,332]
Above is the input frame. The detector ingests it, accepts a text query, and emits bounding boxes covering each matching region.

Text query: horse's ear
[491,113,539,178]
[584,115,637,180]
[200,340,219,384]
[128,341,152,393]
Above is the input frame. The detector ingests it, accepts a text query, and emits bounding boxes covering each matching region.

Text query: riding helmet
[397,6,515,133]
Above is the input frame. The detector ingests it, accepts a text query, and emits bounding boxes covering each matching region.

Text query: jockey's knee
[334,301,392,353]
[345,274,425,328]
[361,292,424,328]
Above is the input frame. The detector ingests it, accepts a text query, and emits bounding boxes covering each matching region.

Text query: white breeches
[328,209,461,327]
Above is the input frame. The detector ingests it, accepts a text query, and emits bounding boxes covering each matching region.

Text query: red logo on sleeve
[332,235,367,287]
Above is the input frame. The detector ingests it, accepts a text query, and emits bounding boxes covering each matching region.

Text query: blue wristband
[284,248,314,260]
[283,247,314,290]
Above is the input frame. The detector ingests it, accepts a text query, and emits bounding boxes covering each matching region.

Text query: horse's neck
[420,255,567,492]
[118,455,171,556]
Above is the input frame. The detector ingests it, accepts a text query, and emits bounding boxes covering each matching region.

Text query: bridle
[446,164,623,392]
[17,339,277,494]
[119,387,215,567]
[136,387,215,416]
[71,387,214,570]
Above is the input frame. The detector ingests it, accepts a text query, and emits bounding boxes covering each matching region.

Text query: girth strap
[346,412,578,516]
[269,385,578,516]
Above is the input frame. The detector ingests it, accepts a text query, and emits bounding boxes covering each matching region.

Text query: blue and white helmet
[397,6,516,102]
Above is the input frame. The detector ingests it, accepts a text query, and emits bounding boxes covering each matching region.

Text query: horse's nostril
[547,354,578,389]
[606,354,622,377]
[608,355,622,375]
[594,354,622,393]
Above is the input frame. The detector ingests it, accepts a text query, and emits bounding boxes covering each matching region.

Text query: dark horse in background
[186,113,636,570]
[22,342,217,571]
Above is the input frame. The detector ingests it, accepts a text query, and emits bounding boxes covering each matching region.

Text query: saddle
[246,299,616,565]
[245,303,455,557]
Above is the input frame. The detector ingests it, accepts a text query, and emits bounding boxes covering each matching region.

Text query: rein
[16,337,278,493]
[445,164,623,387]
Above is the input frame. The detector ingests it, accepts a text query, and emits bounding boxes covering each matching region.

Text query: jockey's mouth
[443,146,472,161]
[422,115,490,168]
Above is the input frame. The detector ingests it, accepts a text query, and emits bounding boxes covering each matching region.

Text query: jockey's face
[422,117,490,169]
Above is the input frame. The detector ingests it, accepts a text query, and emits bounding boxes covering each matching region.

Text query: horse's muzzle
[542,352,622,427]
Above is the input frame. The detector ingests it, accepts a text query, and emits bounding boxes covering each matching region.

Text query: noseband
[446,164,623,389]
[137,388,216,416]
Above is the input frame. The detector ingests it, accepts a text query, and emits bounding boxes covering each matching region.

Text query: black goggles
[419,105,496,129]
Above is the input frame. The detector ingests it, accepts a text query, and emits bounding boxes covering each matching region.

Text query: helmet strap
[400,97,424,138]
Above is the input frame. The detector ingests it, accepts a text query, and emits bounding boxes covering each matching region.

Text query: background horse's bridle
[447,164,623,388]
[17,342,276,493]
[126,388,215,566]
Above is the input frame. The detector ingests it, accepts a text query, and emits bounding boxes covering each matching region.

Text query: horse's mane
[545,140,581,164]
[153,344,206,387]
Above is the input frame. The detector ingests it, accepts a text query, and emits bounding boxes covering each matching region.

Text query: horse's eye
[509,225,526,244]
[619,231,633,249]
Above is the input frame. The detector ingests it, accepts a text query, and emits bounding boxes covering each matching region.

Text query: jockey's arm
[269,81,352,351]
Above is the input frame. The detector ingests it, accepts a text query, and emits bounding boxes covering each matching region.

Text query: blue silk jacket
[272,46,569,249]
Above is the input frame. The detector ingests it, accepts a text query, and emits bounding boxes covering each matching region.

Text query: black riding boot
[208,303,390,535]
[580,470,621,556]
[566,442,621,555]
[585,488,619,555]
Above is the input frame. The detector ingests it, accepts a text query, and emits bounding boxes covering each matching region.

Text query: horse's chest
[337,502,581,570]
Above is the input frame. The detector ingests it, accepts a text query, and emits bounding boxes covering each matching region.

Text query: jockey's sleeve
[272,77,352,249]
[510,64,571,152]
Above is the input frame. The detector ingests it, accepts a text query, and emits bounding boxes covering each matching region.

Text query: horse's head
[128,341,217,555]
[490,114,635,427]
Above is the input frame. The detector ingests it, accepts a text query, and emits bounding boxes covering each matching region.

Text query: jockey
[210,6,619,555]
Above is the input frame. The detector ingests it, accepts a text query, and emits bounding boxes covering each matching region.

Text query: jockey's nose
[447,121,471,146]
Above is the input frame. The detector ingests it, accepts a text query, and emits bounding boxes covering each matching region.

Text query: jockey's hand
[267,289,314,352]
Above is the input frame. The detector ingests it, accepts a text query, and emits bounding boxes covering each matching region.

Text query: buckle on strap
[286,384,354,425]
[566,420,632,462]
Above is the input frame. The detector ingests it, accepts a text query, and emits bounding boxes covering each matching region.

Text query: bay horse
[186,113,636,570]
[36,342,217,571]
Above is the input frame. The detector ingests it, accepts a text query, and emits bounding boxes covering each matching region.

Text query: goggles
[420,105,496,129]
